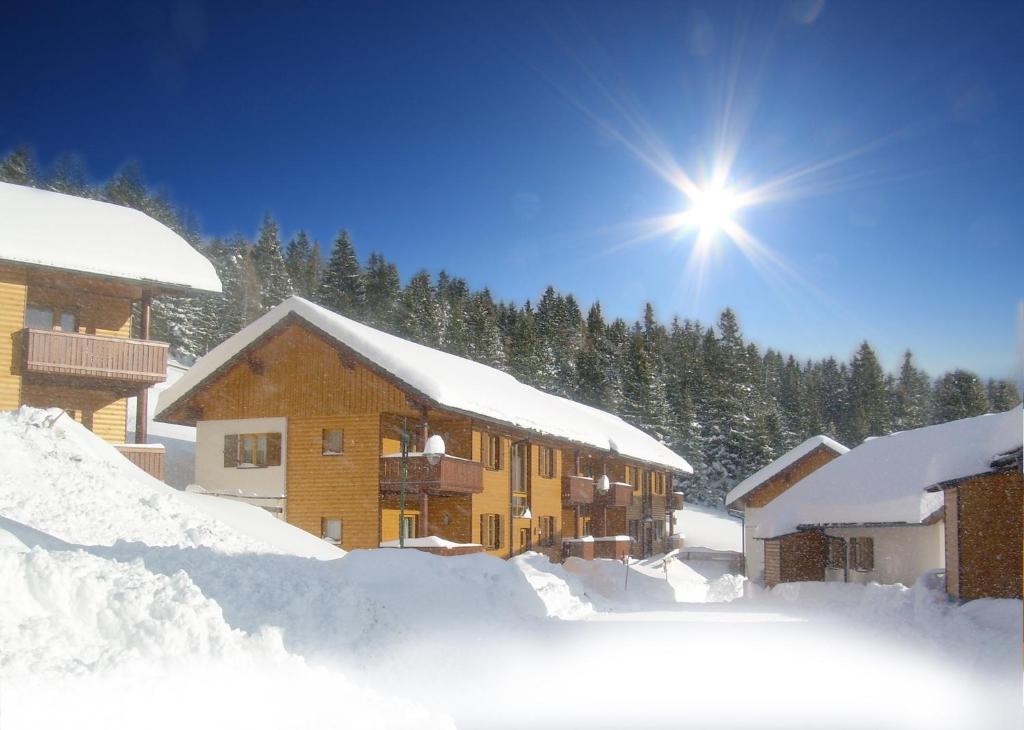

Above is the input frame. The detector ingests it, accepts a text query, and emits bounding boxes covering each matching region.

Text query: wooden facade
[763,530,827,587]
[0,262,170,479]
[739,444,843,509]
[163,318,682,559]
[941,469,1023,600]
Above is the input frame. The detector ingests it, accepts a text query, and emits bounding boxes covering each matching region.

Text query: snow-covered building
[725,435,848,583]
[155,296,692,559]
[753,407,1022,590]
[0,182,221,479]
[927,444,1022,600]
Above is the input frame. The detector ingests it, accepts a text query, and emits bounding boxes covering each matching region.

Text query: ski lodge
[155,296,691,560]
[0,181,221,480]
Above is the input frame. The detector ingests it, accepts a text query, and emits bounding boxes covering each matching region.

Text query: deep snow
[1,407,1021,730]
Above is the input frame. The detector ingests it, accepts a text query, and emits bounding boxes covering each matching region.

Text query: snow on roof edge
[157,297,693,473]
[725,435,848,507]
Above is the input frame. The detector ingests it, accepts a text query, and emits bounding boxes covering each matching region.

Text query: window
[25,305,77,332]
[850,537,874,572]
[537,516,556,547]
[628,520,640,541]
[400,515,417,540]
[512,494,529,517]
[321,518,342,545]
[654,520,665,541]
[223,433,282,468]
[580,459,593,478]
[482,433,502,470]
[826,537,847,570]
[537,445,555,478]
[519,527,531,552]
[480,513,503,550]
[322,428,343,455]
[582,517,592,537]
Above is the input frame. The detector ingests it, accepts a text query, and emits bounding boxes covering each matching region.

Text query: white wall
[195,418,288,500]
[823,522,944,587]
[742,507,765,584]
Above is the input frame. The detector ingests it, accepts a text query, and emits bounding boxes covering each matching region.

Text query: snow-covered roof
[725,435,848,507]
[755,406,1024,538]
[0,182,221,293]
[156,297,692,473]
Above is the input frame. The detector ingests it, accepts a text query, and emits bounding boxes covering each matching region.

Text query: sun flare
[685,184,742,239]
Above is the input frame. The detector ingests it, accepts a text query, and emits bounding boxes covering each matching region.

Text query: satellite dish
[424,434,446,466]
[596,474,611,494]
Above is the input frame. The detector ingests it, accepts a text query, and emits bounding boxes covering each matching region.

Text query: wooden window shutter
[481,433,489,467]
[266,433,282,466]
[862,538,874,571]
[223,434,239,467]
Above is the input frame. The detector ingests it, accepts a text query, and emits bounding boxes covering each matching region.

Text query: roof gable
[725,436,849,508]
[157,297,693,472]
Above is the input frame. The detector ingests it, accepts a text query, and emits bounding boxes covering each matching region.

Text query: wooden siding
[380,507,420,543]
[530,441,563,561]
[115,444,166,482]
[26,269,136,338]
[287,414,381,550]
[953,471,1023,600]
[471,428,513,558]
[763,530,827,587]
[0,264,27,409]
[944,488,960,599]
[187,324,413,421]
[743,445,842,509]
[21,382,127,443]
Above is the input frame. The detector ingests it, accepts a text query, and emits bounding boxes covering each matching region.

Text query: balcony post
[134,292,152,445]
[418,492,429,538]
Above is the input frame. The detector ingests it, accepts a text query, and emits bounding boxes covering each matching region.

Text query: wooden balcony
[594,482,632,508]
[115,443,166,482]
[20,329,168,388]
[379,454,484,495]
[668,492,685,510]
[562,475,595,506]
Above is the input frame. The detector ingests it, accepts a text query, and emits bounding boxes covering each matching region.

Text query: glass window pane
[26,306,54,329]
[59,311,76,332]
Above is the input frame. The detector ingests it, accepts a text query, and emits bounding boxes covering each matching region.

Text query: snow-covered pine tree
[575,302,614,410]
[250,213,294,311]
[398,270,443,347]
[316,229,365,318]
[465,289,506,368]
[0,146,38,186]
[986,379,1022,412]
[620,325,672,443]
[505,301,548,388]
[932,370,990,422]
[47,153,93,197]
[363,252,401,331]
[284,231,320,299]
[437,271,471,357]
[844,342,890,444]
[890,350,931,430]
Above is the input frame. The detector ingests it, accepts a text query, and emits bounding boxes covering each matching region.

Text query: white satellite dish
[423,434,446,466]
[596,474,611,494]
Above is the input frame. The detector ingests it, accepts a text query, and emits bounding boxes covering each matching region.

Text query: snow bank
[127,359,197,488]
[0,407,340,559]
[0,181,221,293]
[157,296,691,472]
[757,406,1023,537]
[672,503,742,552]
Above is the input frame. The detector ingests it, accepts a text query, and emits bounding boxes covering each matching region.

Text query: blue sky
[2,1,1022,379]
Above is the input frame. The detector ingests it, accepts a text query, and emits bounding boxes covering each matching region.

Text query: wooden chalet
[155,297,692,560]
[0,182,222,479]
[725,435,848,584]
[927,446,1023,600]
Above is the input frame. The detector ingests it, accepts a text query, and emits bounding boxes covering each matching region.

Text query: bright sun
[686,184,741,239]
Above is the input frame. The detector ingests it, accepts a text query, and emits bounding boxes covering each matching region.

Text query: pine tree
[987,379,1022,412]
[621,326,672,442]
[316,229,365,317]
[0,146,38,186]
[47,153,93,197]
[575,302,614,409]
[844,342,891,444]
[103,161,149,210]
[363,252,401,330]
[437,271,472,357]
[465,289,506,368]
[284,231,320,299]
[250,213,294,310]
[398,270,443,346]
[933,370,990,422]
[891,350,931,430]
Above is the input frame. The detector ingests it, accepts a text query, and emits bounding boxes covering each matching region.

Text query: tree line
[3,148,1020,506]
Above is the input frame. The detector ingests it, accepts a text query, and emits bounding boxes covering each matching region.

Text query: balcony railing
[562,475,595,505]
[20,329,168,386]
[115,443,166,482]
[594,481,632,508]
[668,492,685,510]
[379,454,484,495]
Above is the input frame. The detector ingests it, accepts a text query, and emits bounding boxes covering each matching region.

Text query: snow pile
[157,296,691,472]
[510,552,597,618]
[757,405,1023,537]
[726,434,848,506]
[0,181,221,293]
[0,407,339,559]
[672,503,742,552]
[127,359,197,488]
